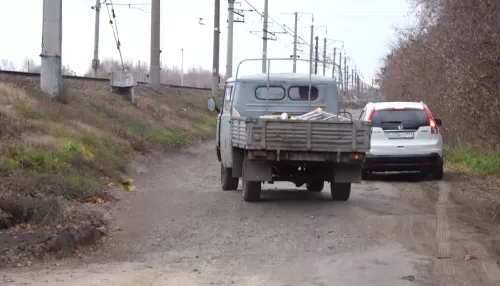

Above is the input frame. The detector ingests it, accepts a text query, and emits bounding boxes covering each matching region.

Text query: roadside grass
[445,145,500,176]
[0,83,216,226]
[445,144,500,198]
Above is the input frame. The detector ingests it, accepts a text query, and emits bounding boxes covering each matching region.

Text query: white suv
[359,101,444,180]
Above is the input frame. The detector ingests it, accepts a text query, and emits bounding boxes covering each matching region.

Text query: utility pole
[332,47,337,79]
[212,0,220,95]
[322,38,327,76]
[314,36,318,74]
[338,52,342,93]
[91,0,100,77]
[150,0,161,91]
[137,60,140,81]
[346,64,349,98]
[40,0,62,98]
[292,12,298,73]
[181,48,184,86]
[351,68,354,90]
[262,0,269,73]
[226,0,234,78]
[309,25,314,75]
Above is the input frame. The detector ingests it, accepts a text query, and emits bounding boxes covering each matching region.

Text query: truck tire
[242,180,261,202]
[221,164,239,191]
[431,162,444,180]
[330,182,351,201]
[306,181,324,192]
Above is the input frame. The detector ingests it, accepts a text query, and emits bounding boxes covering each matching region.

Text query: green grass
[0,83,216,200]
[445,146,500,175]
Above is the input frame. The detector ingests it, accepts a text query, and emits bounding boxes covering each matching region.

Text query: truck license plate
[388,132,414,139]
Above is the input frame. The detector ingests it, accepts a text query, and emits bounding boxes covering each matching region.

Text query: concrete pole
[150,0,161,91]
[292,12,298,73]
[92,0,100,77]
[212,0,220,95]
[226,0,234,78]
[262,0,269,73]
[40,0,62,98]
[181,48,184,86]
[314,36,318,74]
[322,38,327,76]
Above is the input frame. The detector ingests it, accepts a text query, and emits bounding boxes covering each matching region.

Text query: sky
[0,0,415,84]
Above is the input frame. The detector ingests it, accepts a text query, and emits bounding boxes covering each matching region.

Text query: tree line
[377,0,500,146]
[0,57,214,88]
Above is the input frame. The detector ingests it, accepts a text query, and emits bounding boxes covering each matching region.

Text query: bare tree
[21,57,40,73]
[1,59,16,71]
[378,0,500,145]
[84,58,215,87]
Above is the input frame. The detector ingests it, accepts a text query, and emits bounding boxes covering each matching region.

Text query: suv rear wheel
[431,162,444,180]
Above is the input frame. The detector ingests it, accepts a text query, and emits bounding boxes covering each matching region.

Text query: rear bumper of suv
[364,153,442,172]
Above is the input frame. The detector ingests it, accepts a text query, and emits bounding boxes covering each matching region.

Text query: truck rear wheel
[221,164,239,191]
[306,181,324,192]
[330,182,351,201]
[242,180,261,202]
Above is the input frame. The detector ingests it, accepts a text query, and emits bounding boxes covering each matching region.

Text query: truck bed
[231,117,371,153]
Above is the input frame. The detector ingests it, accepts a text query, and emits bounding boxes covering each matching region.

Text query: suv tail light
[367,108,376,122]
[423,107,439,134]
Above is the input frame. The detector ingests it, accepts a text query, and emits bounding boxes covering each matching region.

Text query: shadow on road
[364,172,427,183]
[258,189,333,203]
[364,171,465,184]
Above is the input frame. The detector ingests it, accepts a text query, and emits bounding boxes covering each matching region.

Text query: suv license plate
[388,132,414,139]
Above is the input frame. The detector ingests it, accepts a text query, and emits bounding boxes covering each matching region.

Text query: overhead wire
[104,0,125,70]
[242,0,298,43]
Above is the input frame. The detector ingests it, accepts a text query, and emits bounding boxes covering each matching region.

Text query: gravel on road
[3,125,500,285]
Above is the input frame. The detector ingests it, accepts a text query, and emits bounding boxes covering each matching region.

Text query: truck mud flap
[334,164,362,183]
[243,153,272,181]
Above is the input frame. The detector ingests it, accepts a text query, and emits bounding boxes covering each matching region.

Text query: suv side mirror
[434,118,442,126]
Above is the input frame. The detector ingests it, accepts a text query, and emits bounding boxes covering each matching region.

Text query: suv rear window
[371,108,429,130]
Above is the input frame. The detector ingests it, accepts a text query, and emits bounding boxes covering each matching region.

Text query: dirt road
[3,140,500,285]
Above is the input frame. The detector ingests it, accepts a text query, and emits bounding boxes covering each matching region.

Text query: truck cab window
[288,86,319,101]
[223,86,233,111]
[255,86,285,100]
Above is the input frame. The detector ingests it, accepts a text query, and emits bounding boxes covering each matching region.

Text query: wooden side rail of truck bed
[230,116,372,153]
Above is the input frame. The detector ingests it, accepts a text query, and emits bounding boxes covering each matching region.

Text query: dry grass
[0,82,216,227]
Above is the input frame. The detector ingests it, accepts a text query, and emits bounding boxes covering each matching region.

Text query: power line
[242,0,296,42]
[104,0,125,70]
